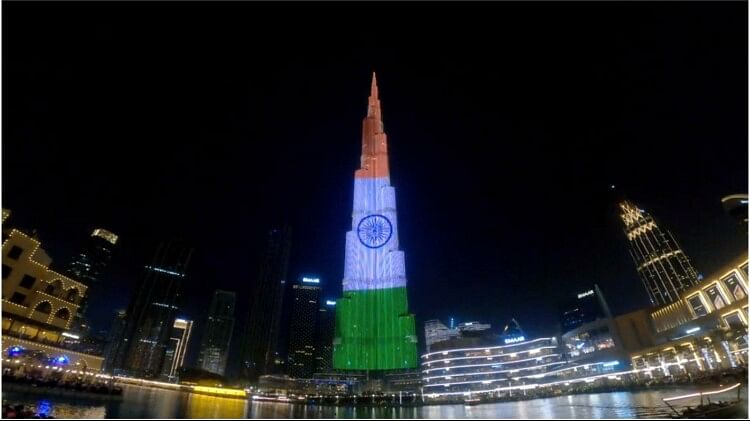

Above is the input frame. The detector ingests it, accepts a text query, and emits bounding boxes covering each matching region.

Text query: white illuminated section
[343,177,406,291]
[145,266,185,277]
[422,354,562,373]
[62,332,80,340]
[92,228,118,245]
[685,327,700,334]
[326,300,336,306]
[302,277,320,284]
[504,336,525,344]
[421,337,554,358]
[577,290,594,299]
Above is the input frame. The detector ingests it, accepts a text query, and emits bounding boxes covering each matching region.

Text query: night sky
[3,3,747,375]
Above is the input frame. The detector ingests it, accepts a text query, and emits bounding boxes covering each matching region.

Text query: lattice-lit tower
[619,200,700,306]
[333,73,418,371]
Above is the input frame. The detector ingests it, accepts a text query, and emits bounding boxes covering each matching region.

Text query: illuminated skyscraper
[287,277,321,378]
[162,318,193,380]
[66,229,118,286]
[198,290,235,376]
[315,299,336,372]
[113,240,193,378]
[65,228,118,325]
[333,74,418,371]
[240,226,292,381]
[619,200,700,306]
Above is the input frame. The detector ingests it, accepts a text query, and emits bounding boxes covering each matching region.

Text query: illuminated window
[687,295,708,317]
[722,275,746,301]
[723,312,745,329]
[2,264,11,279]
[703,285,728,310]
[7,246,23,260]
[19,275,36,289]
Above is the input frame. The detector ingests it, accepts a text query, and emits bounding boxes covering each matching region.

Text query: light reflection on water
[2,384,747,418]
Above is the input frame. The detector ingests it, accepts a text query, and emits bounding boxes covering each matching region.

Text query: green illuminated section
[333,286,418,370]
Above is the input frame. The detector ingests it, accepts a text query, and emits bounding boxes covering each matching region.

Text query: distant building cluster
[419,197,748,401]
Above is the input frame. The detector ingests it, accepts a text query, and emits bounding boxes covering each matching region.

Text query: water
[3,384,748,418]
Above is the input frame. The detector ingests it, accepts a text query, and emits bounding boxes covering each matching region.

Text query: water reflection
[1,385,747,419]
[186,394,247,419]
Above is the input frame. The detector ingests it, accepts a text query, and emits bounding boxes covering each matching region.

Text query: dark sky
[3,3,747,374]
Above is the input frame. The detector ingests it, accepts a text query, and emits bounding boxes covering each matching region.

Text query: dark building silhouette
[619,200,700,306]
[287,277,321,379]
[722,194,748,233]
[559,284,613,335]
[112,241,193,378]
[102,310,127,372]
[240,226,292,382]
[65,229,118,329]
[66,229,118,286]
[198,290,236,376]
[315,299,336,373]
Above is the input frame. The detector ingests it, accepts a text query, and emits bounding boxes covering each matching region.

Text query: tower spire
[367,72,381,120]
[357,73,389,178]
[370,72,379,100]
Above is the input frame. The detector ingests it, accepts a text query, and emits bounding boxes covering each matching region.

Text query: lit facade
[162,318,193,380]
[240,226,292,381]
[2,229,103,370]
[421,337,624,399]
[333,73,418,371]
[315,299,336,372]
[198,290,235,376]
[288,279,321,378]
[632,253,749,376]
[619,200,700,306]
[112,241,193,378]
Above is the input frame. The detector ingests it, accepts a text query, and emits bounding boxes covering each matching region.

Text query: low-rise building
[2,229,103,371]
[630,253,748,376]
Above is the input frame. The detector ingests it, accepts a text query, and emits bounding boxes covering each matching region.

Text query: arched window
[49,280,64,295]
[54,308,70,321]
[65,288,79,303]
[34,302,52,314]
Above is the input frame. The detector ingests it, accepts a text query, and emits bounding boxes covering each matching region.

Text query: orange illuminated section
[355,72,390,179]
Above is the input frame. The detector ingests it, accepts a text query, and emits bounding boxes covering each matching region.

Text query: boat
[663,382,744,419]
[464,397,482,406]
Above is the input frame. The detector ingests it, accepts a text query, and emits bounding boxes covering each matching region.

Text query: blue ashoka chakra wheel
[357,214,393,248]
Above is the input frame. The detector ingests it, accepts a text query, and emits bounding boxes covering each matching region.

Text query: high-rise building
[334,73,418,371]
[198,290,235,376]
[287,277,321,379]
[65,228,118,329]
[315,299,336,373]
[424,319,460,353]
[102,309,127,372]
[113,241,193,378]
[559,284,613,335]
[619,200,700,307]
[161,318,194,380]
[240,226,292,381]
[66,228,118,286]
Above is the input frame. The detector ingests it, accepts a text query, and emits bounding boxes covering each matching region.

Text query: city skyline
[3,2,747,380]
